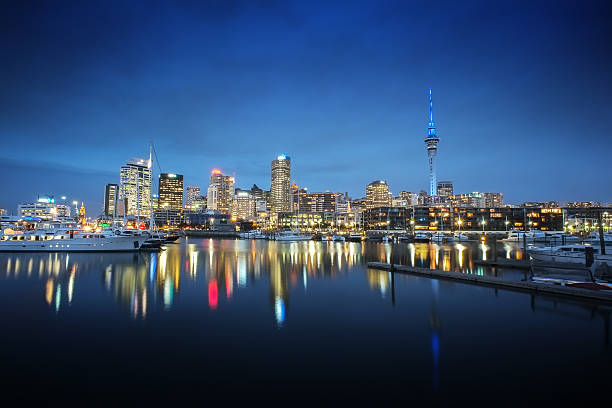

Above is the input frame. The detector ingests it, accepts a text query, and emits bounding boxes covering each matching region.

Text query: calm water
[0,238,610,403]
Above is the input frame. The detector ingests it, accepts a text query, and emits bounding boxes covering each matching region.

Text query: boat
[414,232,430,243]
[527,244,612,268]
[347,233,364,242]
[454,232,469,241]
[431,232,454,243]
[0,228,147,252]
[331,235,346,242]
[273,231,312,241]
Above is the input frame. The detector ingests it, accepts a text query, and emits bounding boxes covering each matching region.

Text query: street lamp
[505,217,509,231]
[481,217,486,233]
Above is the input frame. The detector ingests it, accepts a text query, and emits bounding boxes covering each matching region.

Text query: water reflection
[0,239,562,324]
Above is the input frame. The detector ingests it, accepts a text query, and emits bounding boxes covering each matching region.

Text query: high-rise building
[437,181,453,197]
[104,184,118,217]
[158,173,183,211]
[366,180,391,209]
[186,186,200,207]
[207,169,234,212]
[270,154,291,213]
[119,158,152,217]
[425,88,440,196]
[233,190,256,220]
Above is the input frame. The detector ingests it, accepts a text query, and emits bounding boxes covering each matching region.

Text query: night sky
[1,0,611,213]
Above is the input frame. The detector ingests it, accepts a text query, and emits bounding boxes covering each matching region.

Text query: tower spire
[429,88,434,124]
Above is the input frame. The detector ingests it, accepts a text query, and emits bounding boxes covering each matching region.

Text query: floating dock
[367,262,612,303]
[473,259,531,269]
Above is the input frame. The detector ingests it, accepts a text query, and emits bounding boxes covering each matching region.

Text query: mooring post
[598,210,606,256]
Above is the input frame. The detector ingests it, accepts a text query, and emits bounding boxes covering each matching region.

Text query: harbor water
[0,238,610,403]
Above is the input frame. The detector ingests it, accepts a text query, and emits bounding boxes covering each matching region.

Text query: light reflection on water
[0,237,610,401]
[0,239,526,320]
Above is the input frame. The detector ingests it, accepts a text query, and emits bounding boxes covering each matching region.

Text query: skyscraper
[366,180,391,209]
[207,169,234,212]
[104,184,118,217]
[186,186,200,207]
[425,88,440,196]
[119,158,152,217]
[270,154,291,213]
[158,173,183,210]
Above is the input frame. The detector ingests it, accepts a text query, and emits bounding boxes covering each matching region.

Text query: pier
[367,261,612,303]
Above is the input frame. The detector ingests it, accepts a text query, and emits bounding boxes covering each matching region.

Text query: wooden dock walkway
[473,259,531,269]
[367,262,612,304]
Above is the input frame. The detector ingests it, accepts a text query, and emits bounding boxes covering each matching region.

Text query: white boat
[273,231,312,241]
[527,244,612,268]
[0,228,147,252]
[454,232,469,241]
[431,232,454,243]
[414,232,430,242]
[331,235,346,242]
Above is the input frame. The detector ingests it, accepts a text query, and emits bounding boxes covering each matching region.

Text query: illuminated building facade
[119,158,152,217]
[104,184,118,217]
[437,181,453,197]
[233,190,256,220]
[366,180,391,209]
[365,206,564,231]
[425,88,440,196]
[158,173,183,211]
[18,196,71,220]
[186,186,200,207]
[271,154,291,213]
[207,169,234,212]
[304,192,339,213]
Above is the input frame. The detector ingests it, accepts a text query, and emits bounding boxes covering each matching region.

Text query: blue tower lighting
[424,88,440,196]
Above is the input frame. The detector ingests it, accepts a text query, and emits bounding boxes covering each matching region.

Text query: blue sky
[1,0,611,213]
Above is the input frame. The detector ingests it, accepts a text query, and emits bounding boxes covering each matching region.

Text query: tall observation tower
[424,88,440,196]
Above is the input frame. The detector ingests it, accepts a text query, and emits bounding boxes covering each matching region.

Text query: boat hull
[0,236,146,252]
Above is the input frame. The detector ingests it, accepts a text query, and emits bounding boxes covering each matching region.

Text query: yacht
[331,235,346,242]
[0,228,147,252]
[527,244,612,268]
[454,232,470,241]
[414,232,430,243]
[347,233,364,242]
[273,231,312,241]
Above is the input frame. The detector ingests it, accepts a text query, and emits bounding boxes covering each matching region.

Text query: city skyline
[1,1,612,212]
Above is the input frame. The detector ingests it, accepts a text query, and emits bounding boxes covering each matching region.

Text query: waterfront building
[0,208,6,216]
[104,184,118,217]
[271,154,291,213]
[290,184,308,212]
[186,186,200,207]
[451,192,503,208]
[18,196,71,220]
[437,181,453,197]
[366,180,391,209]
[365,206,565,232]
[425,88,440,196]
[207,169,234,212]
[305,191,339,213]
[364,207,410,231]
[233,190,256,220]
[250,184,270,210]
[119,158,152,217]
[277,211,335,232]
[158,173,183,211]
[565,201,603,208]
[154,208,182,227]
